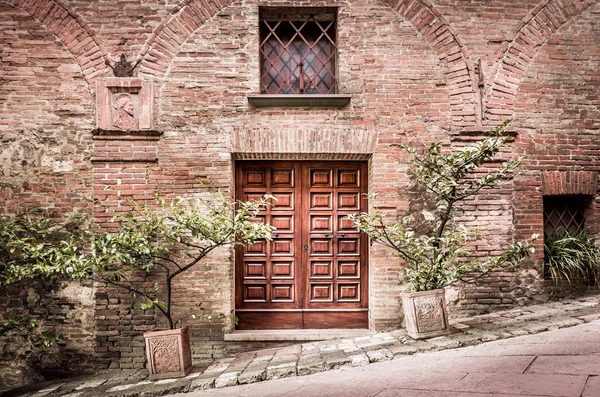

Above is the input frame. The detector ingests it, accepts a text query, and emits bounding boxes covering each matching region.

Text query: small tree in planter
[87,191,273,379]
[349,121,537,339]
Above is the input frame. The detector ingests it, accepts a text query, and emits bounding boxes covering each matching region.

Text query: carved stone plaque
[96,78,154,131]
[149,336,181,374]
[414,295,446,333]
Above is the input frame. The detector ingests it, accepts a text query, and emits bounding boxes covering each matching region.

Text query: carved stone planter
[401,288,451,340]
[144,326,192,380]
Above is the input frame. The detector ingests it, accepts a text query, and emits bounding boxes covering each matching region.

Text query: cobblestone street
[7,295,600,397]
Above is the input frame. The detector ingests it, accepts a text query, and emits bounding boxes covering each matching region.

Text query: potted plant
[349,121,537,339]
[87,190,273,379]
[544,231,600,286]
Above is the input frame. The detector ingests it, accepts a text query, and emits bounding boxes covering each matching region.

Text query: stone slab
[363,368,468,392]
[376,390,528,397]
[455,373,587,396]
[237,369,266,385]
[499,342,600,356]
[75,378,109,390]
[224,329,375,342]
[366,348,393,363]
[526,355,600,375]
[397,354,536,374]
[582,374,600,397]
[214,372,239,388]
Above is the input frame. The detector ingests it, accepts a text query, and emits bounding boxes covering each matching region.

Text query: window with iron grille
[543,196,587,278]
[259,7,337,95]
[543,196,586,240]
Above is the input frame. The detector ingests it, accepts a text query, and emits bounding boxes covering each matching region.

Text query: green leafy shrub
[0,210,86,385]
[0,316,62,357]
[544,232,600,285]
[0,209,89,287]
[349,121,537,292]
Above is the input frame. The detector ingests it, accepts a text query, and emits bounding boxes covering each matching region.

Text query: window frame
[259,7,339,96]
[248,7,351,108]
[542,195,590,279]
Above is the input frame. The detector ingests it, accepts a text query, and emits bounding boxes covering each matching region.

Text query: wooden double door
[235,161,369,329]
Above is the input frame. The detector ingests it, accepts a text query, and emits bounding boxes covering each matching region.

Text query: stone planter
[144,326,192,380]
[401,288,451,340]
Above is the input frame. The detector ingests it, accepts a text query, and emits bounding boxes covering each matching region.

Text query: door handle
[338,233,346,238]
[303,243,309,251]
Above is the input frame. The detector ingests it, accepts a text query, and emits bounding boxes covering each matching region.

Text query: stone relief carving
[149,337,181,374]
[414,295,446,333]
[96,79,154,132]
[112,93,138,131]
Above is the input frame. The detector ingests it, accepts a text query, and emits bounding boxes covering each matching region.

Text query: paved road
[181,319,600,397]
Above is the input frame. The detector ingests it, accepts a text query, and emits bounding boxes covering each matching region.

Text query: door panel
[236,161,368,329]
[236,162,301,314]
[303,311,367,328]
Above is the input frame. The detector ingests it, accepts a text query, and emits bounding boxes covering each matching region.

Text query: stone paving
[8,295,600,397]
[186,319,600,396]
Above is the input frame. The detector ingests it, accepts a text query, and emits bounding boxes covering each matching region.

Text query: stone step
[224,329,375,342]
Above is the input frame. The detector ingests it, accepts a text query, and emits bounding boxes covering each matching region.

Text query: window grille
[260,8,337,95]
[543,196,586,240]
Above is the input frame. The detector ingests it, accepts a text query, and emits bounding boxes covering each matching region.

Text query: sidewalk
[185,318,600,397]
[7,295,600,397]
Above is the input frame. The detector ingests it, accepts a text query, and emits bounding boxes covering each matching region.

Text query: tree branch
[376,220,419,264]
[98,276,168,320]
[168,244,220,281]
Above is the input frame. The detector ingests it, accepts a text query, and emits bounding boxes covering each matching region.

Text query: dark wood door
[235,161,368,329]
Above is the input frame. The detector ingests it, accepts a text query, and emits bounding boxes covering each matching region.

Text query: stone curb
[13,295,600,397]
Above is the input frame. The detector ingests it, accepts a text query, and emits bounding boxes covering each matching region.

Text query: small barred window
[543,196,586,240]
[259,7,337,95]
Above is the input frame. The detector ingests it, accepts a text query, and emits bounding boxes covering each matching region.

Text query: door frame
[234,160,369,330]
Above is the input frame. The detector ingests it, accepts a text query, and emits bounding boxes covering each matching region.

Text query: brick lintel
[541,171,598,196]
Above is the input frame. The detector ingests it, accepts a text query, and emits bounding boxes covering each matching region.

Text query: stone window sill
[247,94,352,108]
[92,128,162,138]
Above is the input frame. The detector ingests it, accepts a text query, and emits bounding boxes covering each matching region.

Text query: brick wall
[511,1,600,300]
[0,2,97,385]
[1,0,599,375]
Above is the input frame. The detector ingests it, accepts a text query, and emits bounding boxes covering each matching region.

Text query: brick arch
[1,0,110,85]
[387,0,477,129]
[486,0,599,123]
[138,0,234,78]
[140,0,477,129]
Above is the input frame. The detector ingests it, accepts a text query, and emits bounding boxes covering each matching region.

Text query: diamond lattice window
[260,8,337,95]
[543,196,586,240]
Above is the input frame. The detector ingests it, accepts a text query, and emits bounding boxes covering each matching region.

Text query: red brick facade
[1,0,599,373]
